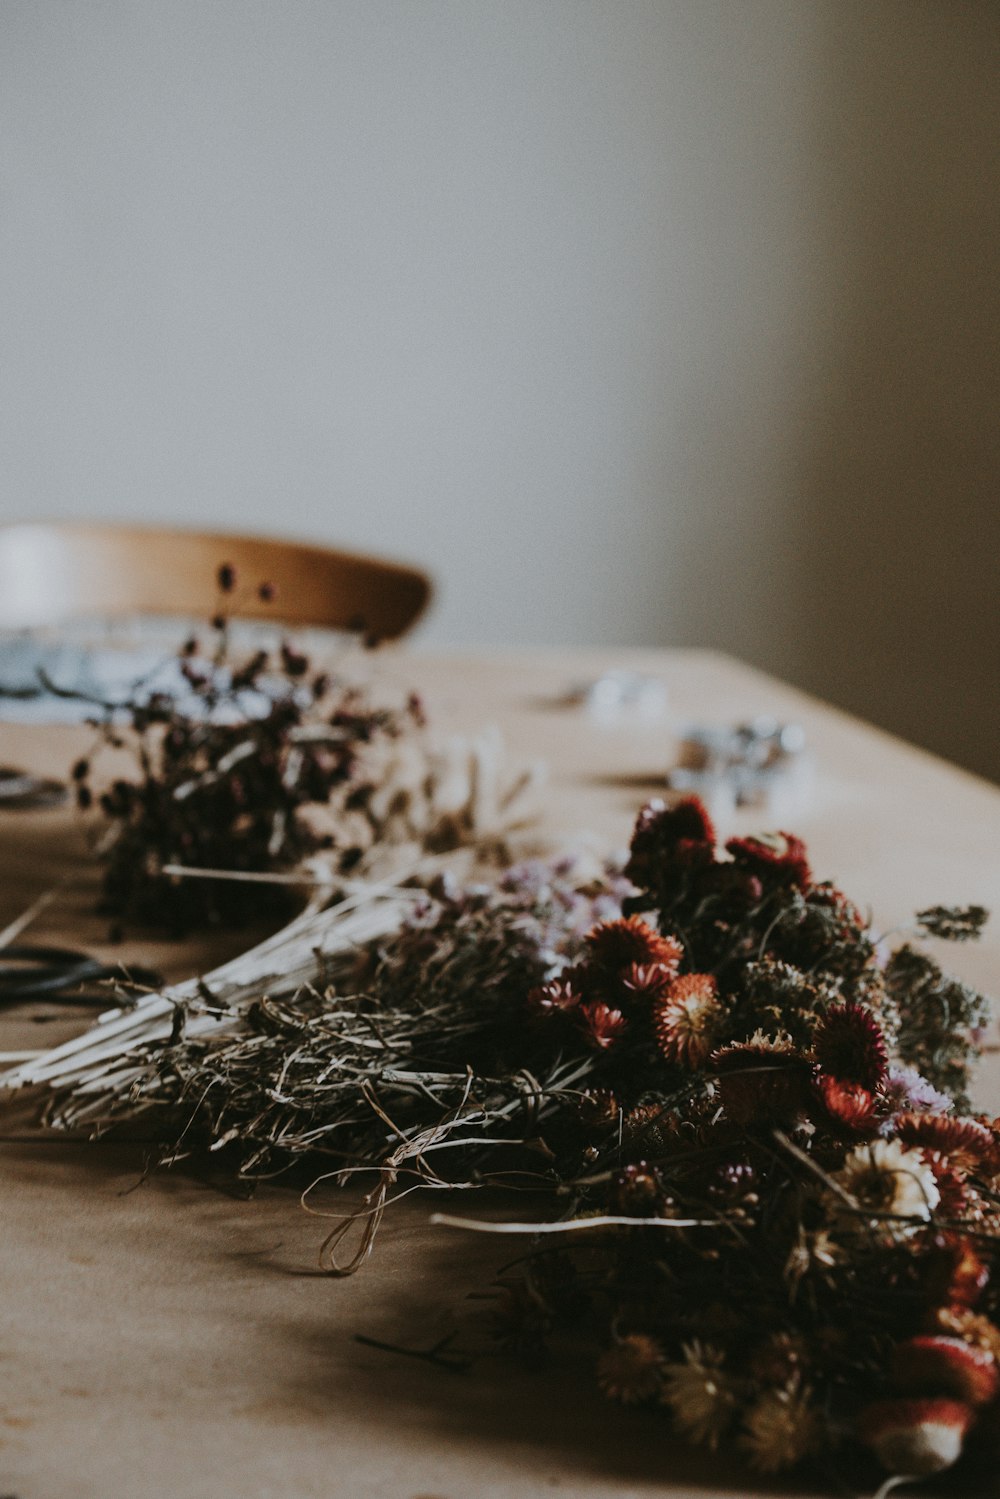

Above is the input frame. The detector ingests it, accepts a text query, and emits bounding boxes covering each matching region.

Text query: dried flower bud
[526,978,581,1015]
[610,1161,665,1216]
[217,562,236,592]
[858,1397,972,1477]
[725,831,811,892]
[891,1335,998,1407]
[258,580,277,602]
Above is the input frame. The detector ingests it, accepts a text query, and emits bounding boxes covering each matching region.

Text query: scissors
[0,944,161,1006]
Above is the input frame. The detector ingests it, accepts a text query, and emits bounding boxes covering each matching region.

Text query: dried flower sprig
[68,564,426,934]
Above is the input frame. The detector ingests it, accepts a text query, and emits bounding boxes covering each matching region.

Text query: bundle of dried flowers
[469,798,997,1489]
[6,793,995,1487]
[66,564,540,934]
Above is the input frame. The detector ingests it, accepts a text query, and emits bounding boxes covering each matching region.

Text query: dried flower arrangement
[6,796,996,1491]
[65,563,537,934]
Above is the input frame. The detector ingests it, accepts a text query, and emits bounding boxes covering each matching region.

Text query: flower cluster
[510,798,997,1487]
[72,564,423,934]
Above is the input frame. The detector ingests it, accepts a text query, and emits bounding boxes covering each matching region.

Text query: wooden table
[1,648,998,1499]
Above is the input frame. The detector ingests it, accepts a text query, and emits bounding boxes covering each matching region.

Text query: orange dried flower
[813,1075,877,1134]
[654,973,721,1069]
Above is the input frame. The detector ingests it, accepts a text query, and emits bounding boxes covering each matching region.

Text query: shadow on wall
[786,5,999,783]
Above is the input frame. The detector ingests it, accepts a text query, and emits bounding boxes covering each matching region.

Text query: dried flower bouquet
[6,794,997,1491]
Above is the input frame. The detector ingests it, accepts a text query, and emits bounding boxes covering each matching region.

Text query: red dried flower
[625,796,717,884]
[653,973,721,1069]
[578,1001,628,1050]
[894,1114,998,1174]
[923,1158,968,1218]
[892,1335,999,1407]
[711,1042,810,1126]
[725,832,812,892]
[859,1397,973,1477]
[812,1002,888,1091]
[584,917,683,980]
[813,1075,877,1133]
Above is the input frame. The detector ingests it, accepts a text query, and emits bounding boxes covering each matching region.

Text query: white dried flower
[833,1138,940,1238]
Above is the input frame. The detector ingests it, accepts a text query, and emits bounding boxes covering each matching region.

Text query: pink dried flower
[621,961,674,1002]
[577,1000,628,1051]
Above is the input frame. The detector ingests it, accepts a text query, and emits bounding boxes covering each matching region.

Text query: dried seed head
[596,1333,664,1403]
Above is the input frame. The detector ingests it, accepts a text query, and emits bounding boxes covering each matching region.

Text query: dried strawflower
[14,792,996,1488]
[812,1001,888,1091]
[833,1139,940,1235]
[712,1041,810,1126]
[859,1397,973,1478]
[661,1342,739,1450]
[894,1113,998,1174]
[578,1000,628,1051]
[739,1378,822,1472]
[596,1333,664,1403]
[813,1075,877,1134]
[891,1335,998,1407]
[653,973,721,1068]
[584,916,682,981]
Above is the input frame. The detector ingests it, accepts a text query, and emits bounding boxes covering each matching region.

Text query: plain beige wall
[1,2,997,779]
